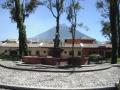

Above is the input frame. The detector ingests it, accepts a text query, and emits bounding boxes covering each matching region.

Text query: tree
[101,21,111,40]
[96,0,111,41]
[66,0,81,57]
[110,0,118,64]
[2,0,40,58]
[117,0,120,56]
[96,0,118,64]
[43,0,65,57]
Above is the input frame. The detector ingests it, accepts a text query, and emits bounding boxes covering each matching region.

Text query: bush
[89,54,102,64]
[0,54,19,61]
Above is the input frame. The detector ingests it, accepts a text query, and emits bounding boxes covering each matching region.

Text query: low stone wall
[22,56,41,64]
[22,56,87,65]
[22,56,57,65]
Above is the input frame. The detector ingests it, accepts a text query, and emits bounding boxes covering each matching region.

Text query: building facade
[0,39,112,59]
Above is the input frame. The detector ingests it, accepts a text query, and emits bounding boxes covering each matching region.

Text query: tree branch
[47,0,57,18]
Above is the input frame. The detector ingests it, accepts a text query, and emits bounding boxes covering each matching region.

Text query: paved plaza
[0,59,120,90]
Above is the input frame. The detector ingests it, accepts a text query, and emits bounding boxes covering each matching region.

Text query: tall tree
[110,0,118,64]
[97,0,118,64]
[99,5,120,56]
[15,0,28,58]
[2,0,40,58]
[66,0,81,57]
[43,0,65,57]
[117,0,120,56]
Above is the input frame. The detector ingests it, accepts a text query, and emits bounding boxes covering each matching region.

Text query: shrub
[0,54,19,61]
[89,54,102,63]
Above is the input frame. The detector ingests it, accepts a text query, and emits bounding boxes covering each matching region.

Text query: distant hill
[29,24,94,41]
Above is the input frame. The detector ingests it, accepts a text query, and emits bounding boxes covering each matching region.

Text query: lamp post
[39,43,43,56]
[80,43,83,58]
[80,43,84,64]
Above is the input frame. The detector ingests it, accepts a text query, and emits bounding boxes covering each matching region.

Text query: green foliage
[96,0,109,18]
[43,0,65,54]
[1,0,40,22]
[0,54,11,59]
[0,54,19,61]
[66,0,81,23]
[96,0,110,40]
[106,57,120,64]
[1,0,14,9]
[1,0,40,58]
[43,0,65,18]
[25,0,41,17]
[118,58,120,64]
[96,0,119,64]
[101,21,111,40]
[89,54,102,62]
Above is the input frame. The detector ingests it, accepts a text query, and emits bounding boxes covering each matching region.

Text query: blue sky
[0,0,107,41]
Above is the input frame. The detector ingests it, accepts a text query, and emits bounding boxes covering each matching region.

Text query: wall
[0,47,18,55]
[61,47,82,57]
[82,48,112,57]
[0,46,112,59]
[65,39,95,44]
[28,47,48,56]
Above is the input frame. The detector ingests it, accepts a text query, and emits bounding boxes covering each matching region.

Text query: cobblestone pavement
[0,63,120,89]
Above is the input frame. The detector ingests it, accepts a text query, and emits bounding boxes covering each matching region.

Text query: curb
[0,63,112,73]
[112,64,120,67]
[0,84,117,90]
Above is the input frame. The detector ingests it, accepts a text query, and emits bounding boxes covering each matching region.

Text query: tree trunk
[15,0,28,58]
[53,14,60,57]
[18,22,28,58]
[72,27,75,57]
[110,0,118,64]
[54,15,60,48]
[117,1,120,57]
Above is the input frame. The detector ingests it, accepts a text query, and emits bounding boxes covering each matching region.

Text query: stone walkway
[0,59,120,90]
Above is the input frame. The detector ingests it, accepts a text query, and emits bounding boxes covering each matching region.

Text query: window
[43,50,46,53]
[36,51,40,56]
[78,51,81,56]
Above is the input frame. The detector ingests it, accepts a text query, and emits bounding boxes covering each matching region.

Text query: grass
[118,58,120,64]
[106,57,120,64]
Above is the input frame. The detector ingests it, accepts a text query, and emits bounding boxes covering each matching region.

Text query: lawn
[107,57,120,64]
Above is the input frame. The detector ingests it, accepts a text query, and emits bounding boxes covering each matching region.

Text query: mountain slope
[30,24,94,41]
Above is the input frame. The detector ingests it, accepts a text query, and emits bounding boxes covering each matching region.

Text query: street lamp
[80,43,84,58]
[39,42,43,56]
